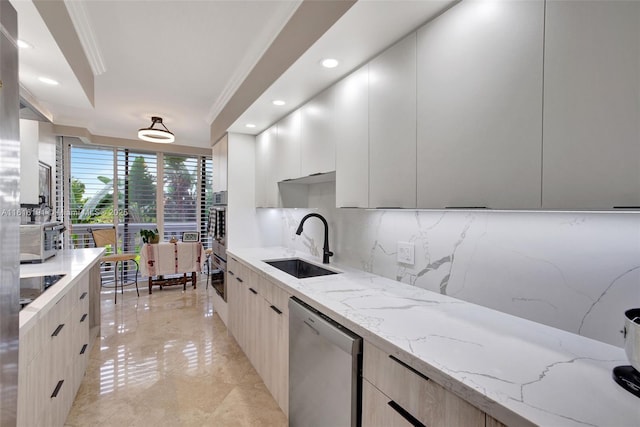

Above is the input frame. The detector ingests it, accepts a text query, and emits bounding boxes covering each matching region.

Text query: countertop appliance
[613,308,640,398]
[19,274,66,310]
[289,297,362,426]
[19,222,64,264]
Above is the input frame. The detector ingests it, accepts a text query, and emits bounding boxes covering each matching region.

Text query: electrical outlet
[397,242,415,265]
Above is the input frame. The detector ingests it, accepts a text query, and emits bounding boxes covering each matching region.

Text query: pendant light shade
[138,116,174,143]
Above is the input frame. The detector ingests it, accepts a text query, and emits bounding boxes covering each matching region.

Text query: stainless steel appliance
[207,203,227,300]
[0,1,20,423]
[19,274,66,309]
[613,308,640,398]
[19,221,65,263]
[289,297,362,426]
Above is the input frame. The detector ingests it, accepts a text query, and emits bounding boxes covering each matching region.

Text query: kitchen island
[18,248,104,426]
[227,247,639,427]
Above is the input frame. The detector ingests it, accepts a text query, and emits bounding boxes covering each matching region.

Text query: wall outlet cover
[397,241,415,265]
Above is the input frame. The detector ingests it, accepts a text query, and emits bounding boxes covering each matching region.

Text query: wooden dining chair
[89,227,139,304]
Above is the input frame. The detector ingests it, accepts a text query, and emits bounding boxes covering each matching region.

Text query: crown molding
[63,0,106,76]
[205,0,302,125]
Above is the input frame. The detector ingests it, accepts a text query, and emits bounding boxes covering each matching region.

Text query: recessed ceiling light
[245,124,256,128]
[17,39,33,49]
[321,58,339,69]
[38,77,59,86]
[272,100,286,106]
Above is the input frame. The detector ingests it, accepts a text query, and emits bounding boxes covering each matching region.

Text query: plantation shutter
[68,144,116,249]
[162,155,199,241]
[117,149,158,252]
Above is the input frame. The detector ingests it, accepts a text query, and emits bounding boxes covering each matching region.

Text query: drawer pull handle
[613,206,640,209]
[236,277,244,283]
[445,206,488,209]
[231,257,238,262]
[51,380,64,398]
[80,313,88,322]
[80,344,88,355]
[389,355,430,382]
[249,287,258,295]
[388,400,426,427]
[52,324,65,337]
[80,292,88,300]
[270,305,282,315]
[228,270,235,276]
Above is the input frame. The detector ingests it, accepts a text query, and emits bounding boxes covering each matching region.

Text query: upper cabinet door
[255,126,278,208]
[212,134,228,193]
[543,1,640,209]
[275,110,302,183]
[335,65,369,208]
[300,86,336,177]
[416,0,544,209]
[369,34,417,209]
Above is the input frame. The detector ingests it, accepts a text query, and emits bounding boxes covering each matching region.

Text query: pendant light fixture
[138,116,175,143]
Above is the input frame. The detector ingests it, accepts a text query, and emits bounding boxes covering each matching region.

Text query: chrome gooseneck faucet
[295,213,333,264]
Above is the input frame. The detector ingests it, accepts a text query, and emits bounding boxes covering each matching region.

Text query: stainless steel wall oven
[207,198,227,300]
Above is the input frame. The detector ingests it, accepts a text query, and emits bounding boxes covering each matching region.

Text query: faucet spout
[295,213,333,264]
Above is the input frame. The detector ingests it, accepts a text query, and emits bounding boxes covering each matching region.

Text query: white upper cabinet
[212,134,228,193]
[255,126,278,208]
[416,0,544,209]
[275,110,302,182]
[543,1,640,209]
[300,86,336,177]
[369,33,417,208]
[335,65,369,208]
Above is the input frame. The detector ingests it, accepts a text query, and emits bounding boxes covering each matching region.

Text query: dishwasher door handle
[303,320,320,335]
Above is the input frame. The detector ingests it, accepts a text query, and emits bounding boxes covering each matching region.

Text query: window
[162,155,201,242]
[117,149,158,253]
[65,141,211,254]
[67,143,115,249]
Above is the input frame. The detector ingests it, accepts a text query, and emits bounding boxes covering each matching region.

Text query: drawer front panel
[363,341,484,427]
[362,379,413,427]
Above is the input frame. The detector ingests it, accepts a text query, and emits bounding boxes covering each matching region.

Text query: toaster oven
[19,222,65,263]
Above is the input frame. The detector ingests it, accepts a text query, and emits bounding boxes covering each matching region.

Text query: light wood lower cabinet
[363,340,485,427]
[486,415,508,427]
[363,379,413,427]
[18,267,97,426]
[227,259,290,414]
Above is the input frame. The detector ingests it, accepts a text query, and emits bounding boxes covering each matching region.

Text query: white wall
[254,184,640,348]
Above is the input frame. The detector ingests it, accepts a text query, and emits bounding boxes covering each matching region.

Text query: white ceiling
[12,0,457,149]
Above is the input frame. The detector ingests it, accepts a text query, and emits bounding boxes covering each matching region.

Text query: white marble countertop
[19,248,104,331]
[227,247,640,427]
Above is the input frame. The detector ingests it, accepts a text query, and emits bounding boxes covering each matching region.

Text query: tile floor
[65,276,287,426]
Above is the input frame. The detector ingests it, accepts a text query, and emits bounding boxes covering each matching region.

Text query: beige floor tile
[65,276,286,426]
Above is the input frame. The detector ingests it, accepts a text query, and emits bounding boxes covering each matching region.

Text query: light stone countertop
[227,246,640,427]
[19,248,104,331]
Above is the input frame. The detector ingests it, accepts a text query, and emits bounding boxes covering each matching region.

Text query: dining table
[139,241,205,293]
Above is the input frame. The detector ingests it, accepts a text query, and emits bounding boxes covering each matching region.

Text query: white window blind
[163,155,199,241]
[68,144,116,249]
[66,144,211,253]
[117,149,158,253]
[200,157,213,249]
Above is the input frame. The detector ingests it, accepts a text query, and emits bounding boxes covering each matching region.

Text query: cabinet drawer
[363,341,484,427]
[260,277,290,315]
[363,379,413,427]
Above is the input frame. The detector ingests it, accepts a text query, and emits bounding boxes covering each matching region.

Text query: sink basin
[264,258,339,279]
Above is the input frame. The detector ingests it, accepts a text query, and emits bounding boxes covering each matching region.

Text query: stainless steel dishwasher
[289,297,362,427]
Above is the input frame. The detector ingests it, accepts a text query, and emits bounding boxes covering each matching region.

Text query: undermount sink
[264,258,339,279]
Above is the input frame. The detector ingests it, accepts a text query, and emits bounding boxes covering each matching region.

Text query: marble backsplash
[255,186,640,347]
